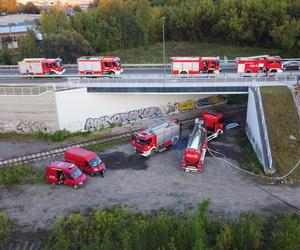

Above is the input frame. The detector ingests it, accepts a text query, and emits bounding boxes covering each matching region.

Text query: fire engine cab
[18,58,65,75]
[131,120,180,157]
[182,112,224,172]
[77,56,123,76]
[171,56,221,75]
[236,55,283,74]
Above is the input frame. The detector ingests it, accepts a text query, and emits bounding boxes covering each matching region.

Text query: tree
[43,30,91,63]
[40,8,71,36]
[271,18,300,57]
[135,0,151,48]
[19,2,40,14]
[18,30,40,58]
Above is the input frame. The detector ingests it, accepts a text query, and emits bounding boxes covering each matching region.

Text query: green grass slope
[261,86,300,179]
[105,41,281,64]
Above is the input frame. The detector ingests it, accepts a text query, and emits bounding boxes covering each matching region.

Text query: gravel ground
[1,105,299,234]
[1,129,300,233]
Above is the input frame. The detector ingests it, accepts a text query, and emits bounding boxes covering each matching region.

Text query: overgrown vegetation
[261,86,300,179]
[44,201,300,250]
[237,134,263,175]
[0,165,46,186]
[0,212,9,249]
[105,41,281,64]
[226,94,248,105]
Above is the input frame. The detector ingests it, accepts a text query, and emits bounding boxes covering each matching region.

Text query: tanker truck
[182,112,224,172]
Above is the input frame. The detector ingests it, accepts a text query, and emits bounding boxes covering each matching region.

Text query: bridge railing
[66,75,297,88]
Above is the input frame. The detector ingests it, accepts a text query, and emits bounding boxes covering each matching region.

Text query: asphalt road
[0,66,298,85]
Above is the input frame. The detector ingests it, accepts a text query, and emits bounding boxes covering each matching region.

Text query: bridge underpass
[0,75,298,175]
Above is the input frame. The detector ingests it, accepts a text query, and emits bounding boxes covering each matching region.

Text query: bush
[0,212,9,249]
[0,165,46,186]
[0,165,33,185]
[271,214,300,250]
[49,129,71,142]
[44,202,300,250]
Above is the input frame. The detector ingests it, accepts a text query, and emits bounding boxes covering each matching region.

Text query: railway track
[0,106,246,168]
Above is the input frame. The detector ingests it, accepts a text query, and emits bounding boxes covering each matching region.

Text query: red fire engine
[131,120,180,157]
[181,112,224,172]
[18,58,65,75]
[236,55,283,74]
[77,56,123,76]
[171,56,221,75]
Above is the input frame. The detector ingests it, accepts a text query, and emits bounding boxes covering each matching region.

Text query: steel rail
[0,107,246,168]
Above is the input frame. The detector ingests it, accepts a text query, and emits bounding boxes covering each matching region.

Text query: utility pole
[163,17,166,85]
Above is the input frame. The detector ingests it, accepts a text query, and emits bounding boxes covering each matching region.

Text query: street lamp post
[163,17,166,82]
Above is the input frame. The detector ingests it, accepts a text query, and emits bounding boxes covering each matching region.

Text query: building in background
[0,14,41,49]
[0,0,17,13]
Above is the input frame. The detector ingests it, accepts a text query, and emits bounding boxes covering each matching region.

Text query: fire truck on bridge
[236,55,283,74]
[18,58,65,75]
[77,56,123,76]
[171,56,221,75]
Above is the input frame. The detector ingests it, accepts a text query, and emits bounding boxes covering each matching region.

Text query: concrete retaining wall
[55,88,218,132]
[0,91,59,133]
[0,87,226,133]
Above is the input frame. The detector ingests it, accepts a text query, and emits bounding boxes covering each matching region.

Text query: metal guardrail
[0,76,297,95]
[66,75,297,87]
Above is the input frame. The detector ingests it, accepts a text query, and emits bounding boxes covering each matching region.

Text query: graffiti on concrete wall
[85,107,163,130]
[17,122,51,133]
[85,95,227,130]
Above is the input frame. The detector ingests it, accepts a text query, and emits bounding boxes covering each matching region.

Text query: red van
[46,161,87,189]
[64,147,105,177]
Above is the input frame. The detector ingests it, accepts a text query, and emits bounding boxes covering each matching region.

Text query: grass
[0,212,9,249]
[105,41,281,64]
[227,94,248,105]
[261,86,300,179]
[0,165,46,186]
[44,202,300,250]
[237,133,263,175]
[85,138,129,153]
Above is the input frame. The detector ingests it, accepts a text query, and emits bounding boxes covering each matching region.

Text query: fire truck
[77,56,123,76]
[181,112,224,172]
[131,120,180,157]
[18,58,65,75]
[171,56,221,75]
[236,55,283,74]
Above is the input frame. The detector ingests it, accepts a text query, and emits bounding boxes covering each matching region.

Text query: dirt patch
[1,105,300,234]
[101,152,148,170]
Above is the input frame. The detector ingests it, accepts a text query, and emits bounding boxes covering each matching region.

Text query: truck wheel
[150,148,157,157]
[110,71,115,76]
[73,185,78,189]
[100,171,104,178]
[90,173,94,177]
